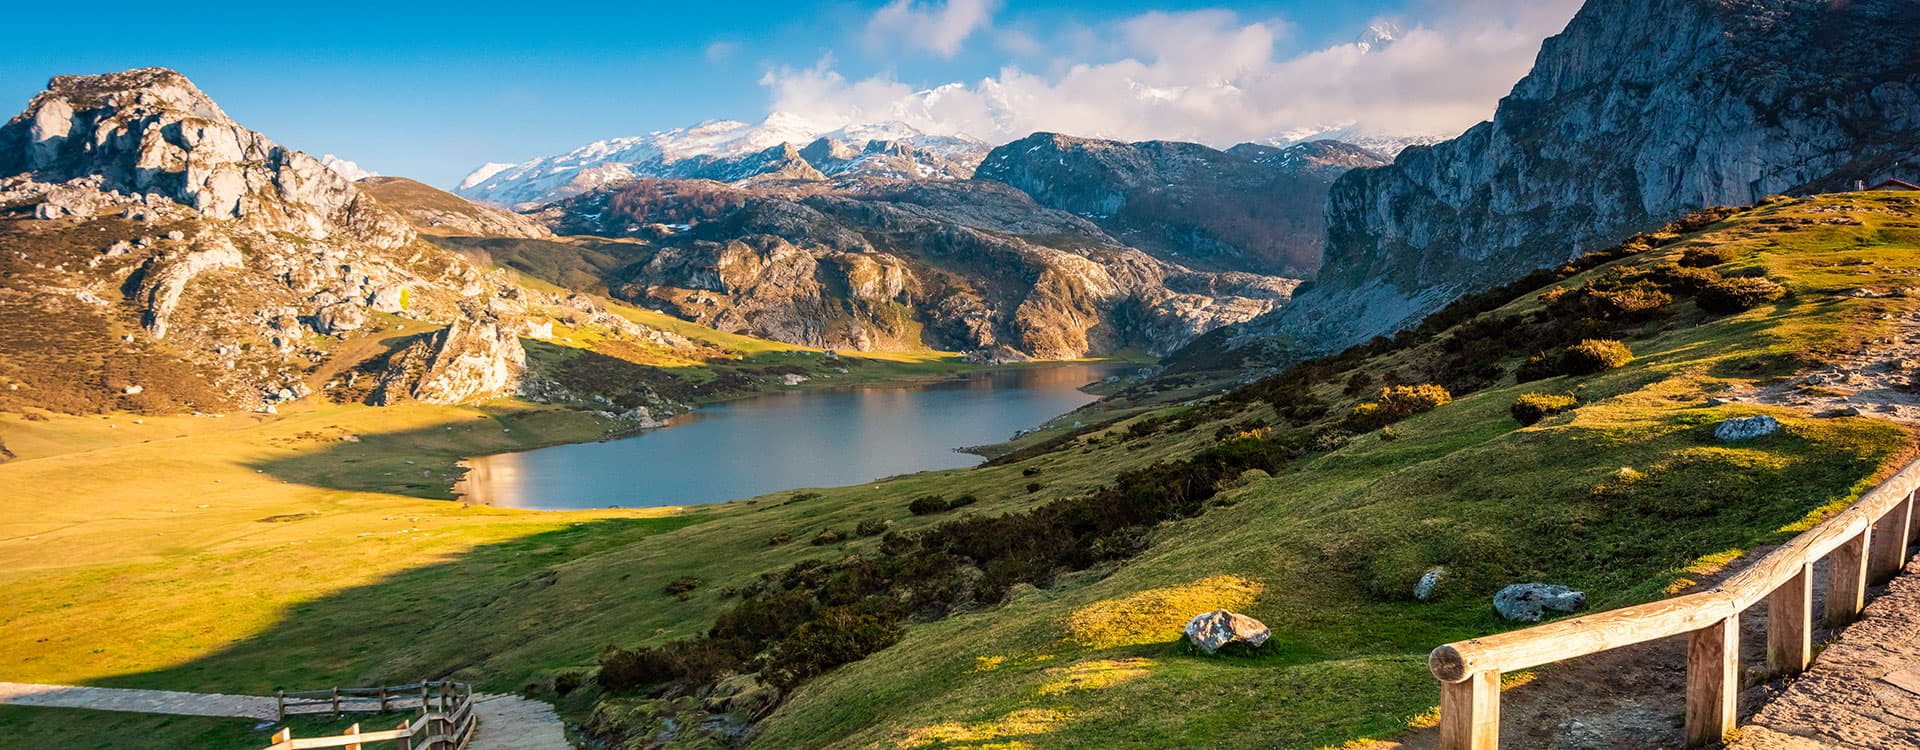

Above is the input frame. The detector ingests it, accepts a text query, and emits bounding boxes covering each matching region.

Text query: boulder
[782,373,809,386]
[368,285,408,313]
[1493,583,1587,622]
[1713,415,1782,441]
[1183,609,1271,654]
[1414,567,1447,601]
[313,303,367,334]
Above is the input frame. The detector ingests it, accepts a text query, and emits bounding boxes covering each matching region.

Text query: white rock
[1183,609,1271,654]
[1713,415,1783,441]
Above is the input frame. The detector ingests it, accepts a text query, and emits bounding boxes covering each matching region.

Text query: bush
[1343,385,1452,431]
[1025,483,1043,493]
[1510,393,1578,426]
[1021,467,1042,477]
[761,602,904,689]
[907,495,948,515]
[663,576,703,600]
[946,494,979,510]
[1678,247,1734,267]
[811,528,847,546]
[766,533,792,546]
[597,639,744,692]
[1559,340,1632,375]
[855,519,889,537]
[552,672,583,696]
[1646,263,1722,292]
[1515,352,1559,383]
[1696,277,1786,314]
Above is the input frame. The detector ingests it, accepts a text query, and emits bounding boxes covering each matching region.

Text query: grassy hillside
[1,193,1917,749]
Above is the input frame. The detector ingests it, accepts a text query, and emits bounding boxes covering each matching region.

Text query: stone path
[0,683,572,748]
[0,681,276,719]
[1730,557,1920,749]
[470,692,570,749]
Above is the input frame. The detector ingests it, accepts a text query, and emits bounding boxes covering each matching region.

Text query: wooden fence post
[1826,529,1872,628]
[270,727,291,746]
[344,722,362,750]
[1439,670,1499,750]
[1870,499,1912,582]
[397,719,413,750]
[1684,615,1739,748]
[331,686,341,715]
[379,685,388,712]
[276,690,285,720]
[1766,563,1813,675]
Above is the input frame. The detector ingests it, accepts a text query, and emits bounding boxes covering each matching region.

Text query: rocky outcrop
[557,179,1297,358]
[372,315,527,405]
[134,235,243,339]
[976,133,1386,277]
[1221,0,1920,360]
[1493,583,1587,622]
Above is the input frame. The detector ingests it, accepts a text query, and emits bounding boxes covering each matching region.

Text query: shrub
[552,672,583,696]
[1510,393,1578,426]
[1678,247,1735,267]
[761,602,904,689]
[1559,340,1632,375]
[907,495,948,515]
[1515,352,1559,383]
[1696,277,1786,314]
[1025,482,1043,493]
[811,528,847,546]
[1375,385,1453,419]
[1021,467,1042,477]
[1646,263,1722,293]
[663,576,703,600]
[855,519,889,537]
[766,533,792,546]
[597,639,744,692]
[946,494,979,510]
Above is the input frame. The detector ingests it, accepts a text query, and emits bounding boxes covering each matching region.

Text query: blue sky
[4,1,1580,187]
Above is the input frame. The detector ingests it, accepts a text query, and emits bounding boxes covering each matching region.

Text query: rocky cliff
[1219,0,1920,360]
[547,178,1297,358]
[975,134,1387,277]
[359,176,553,239]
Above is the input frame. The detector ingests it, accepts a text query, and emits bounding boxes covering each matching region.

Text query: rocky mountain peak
[0,67,413,248]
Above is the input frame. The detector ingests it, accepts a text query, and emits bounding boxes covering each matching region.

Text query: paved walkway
[1731,557,1920,749]
[470,692,569,749]
[0,682,276,719]
[0,682,571,748]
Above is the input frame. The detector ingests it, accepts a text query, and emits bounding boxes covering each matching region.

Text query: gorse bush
[1343,385,1452,431]
[1560,339,1633,375]
[1696,276,1786,314]
[1510,393,1578,426]
[811,528,847,546]
[855,519,889,537]
[663,576,703,600]
[1678,246,1736,268]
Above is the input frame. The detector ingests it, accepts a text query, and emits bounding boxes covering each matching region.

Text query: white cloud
[773,1,1584,146]
[320,154,376,181]
[866,0,1001,58]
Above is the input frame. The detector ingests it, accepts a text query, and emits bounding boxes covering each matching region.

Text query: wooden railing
[1428,458,1920,749]
[263,682,475,750]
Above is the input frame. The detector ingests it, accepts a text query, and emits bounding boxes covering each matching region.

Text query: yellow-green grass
[4,194,1917,749]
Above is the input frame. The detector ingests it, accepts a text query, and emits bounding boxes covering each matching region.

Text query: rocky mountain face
[1215,0,1920,362]
[543,178,1297,359]
[0,68,693,416]
[975,134,1387,277]
[455,115,989,209]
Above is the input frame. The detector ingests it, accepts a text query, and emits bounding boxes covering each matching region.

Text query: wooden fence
[262,681,475,750]
[1427,458,1920,749]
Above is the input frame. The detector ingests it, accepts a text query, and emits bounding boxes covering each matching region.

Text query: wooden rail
[263,682,474,750]
[1429,457,1920,749]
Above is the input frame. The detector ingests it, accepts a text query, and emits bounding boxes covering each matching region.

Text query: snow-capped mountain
[455,114,990,208]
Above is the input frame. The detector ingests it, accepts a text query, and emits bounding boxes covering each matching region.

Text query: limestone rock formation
[1211,0,1920,363]
[1714,415,1783,441]
[555,179,1297,358]
[358,177,553,239]
[134,235,242,339]
[372,316,527,406]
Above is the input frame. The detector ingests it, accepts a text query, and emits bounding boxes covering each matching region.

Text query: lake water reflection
[457,363,1126,510]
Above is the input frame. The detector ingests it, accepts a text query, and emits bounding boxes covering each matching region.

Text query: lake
[456,363,1126,510]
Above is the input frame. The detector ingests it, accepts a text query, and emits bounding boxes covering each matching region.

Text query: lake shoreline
[453,360,1134,510]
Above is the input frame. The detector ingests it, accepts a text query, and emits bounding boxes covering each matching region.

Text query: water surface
[458,363,1123,510]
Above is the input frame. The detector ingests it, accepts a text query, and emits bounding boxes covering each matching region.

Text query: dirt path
[0,681,275,719]
[1729,557,1920,749]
